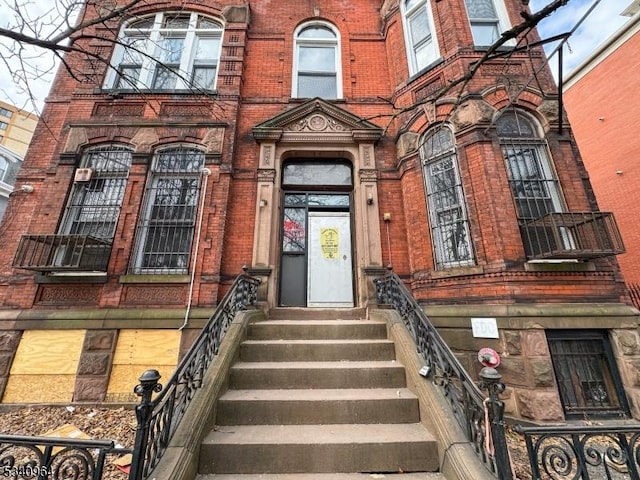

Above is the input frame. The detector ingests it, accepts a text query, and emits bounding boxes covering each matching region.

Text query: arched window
[293,22,341,99]
[421,126,474,268]
[463,0,513,47]
[131,146,205,274]
[106,12,223,90]
[497,110,566,258]
[401,0,440,74]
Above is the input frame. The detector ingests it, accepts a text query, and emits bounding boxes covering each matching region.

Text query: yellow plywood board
[106,364,177,399]
[112,330,180,365]
[2,374,76,403]
[10,330,85,375]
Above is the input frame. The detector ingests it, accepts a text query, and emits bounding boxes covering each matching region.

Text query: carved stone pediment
[252,98,382,144]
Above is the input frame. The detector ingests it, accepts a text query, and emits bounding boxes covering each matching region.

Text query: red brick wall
[564,29,640,284]
[0,0,628,309]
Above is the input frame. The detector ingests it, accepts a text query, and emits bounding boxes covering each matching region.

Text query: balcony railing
[13,234,112,272]
[521,212,624,260]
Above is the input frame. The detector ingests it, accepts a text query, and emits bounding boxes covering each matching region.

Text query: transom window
[131,147,205,274]
[463,0,513,47]
[421,126,474,269]
[497,110,566,258]
[106,12,223,91]
[293,22,341,99]
[402,0,440,74]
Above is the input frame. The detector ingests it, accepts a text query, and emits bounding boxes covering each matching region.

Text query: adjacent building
[0,0,637,422]
[0,101,38,157]
[563,2,640,286]
[0,145,24,221]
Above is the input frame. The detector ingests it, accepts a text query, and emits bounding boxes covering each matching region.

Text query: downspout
[180,167,212,331]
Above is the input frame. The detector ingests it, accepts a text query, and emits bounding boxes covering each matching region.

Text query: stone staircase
[196,308,444,479]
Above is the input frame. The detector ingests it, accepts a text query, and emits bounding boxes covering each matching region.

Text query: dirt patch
[0,406,136,480]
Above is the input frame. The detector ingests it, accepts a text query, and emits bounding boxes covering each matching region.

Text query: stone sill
[525,260,595,272]
[36,273,108,284]
[429,265,485,279]
[119,274,191,284]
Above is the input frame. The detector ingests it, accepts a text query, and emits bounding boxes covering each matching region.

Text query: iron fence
[515,424,640,479]
[0,434,130,480]
[128,267,260,479]
[374,267,512,479]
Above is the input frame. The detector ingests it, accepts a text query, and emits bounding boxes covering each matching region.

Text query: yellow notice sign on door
[320,228,339,259]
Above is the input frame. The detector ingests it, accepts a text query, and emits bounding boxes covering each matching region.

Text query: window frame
[105,12,224,91]
[400,0,441,75]
[498,110,570,258]
[130,146,205,275]
[292,21,342,99]
[547,330,630,419]
[463,0,514,48]
[420,126,475,269]
[58,145,133,241]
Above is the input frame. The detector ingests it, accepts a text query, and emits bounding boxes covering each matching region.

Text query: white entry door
[307,211,353,307]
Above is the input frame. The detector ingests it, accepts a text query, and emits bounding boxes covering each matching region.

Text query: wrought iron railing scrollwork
[515,424,640,480]
[129,267,260,480]
[374,267,511,479]
[0,435,130,480]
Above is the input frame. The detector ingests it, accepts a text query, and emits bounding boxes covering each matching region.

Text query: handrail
[374,267,511,479]
[128,267,260,480]
[0,434,130,480]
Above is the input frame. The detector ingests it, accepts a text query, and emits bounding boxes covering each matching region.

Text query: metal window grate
[547,330,629,418]
[421,127,474,269]
[130,147,204,274]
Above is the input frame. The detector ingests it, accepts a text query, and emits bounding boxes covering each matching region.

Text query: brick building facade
[0,0,637,421]
[563,5,640,285]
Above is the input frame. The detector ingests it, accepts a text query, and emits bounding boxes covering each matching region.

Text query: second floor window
[421,127,474,269]
[498,110,567,258]
[60,146,132,240]
[402,0,440,74]
[106,12,223,91]
[293,22,341,99]
[130,147,205,274]
[463,0,512,47]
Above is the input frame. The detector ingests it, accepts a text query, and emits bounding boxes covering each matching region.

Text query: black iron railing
[375,267,512,479]
[13,234,112,272]
[521,211,624,260]
[128,268,260,480]
[0,269,259,480]
[0,434,130,480]
[515,424,640,479]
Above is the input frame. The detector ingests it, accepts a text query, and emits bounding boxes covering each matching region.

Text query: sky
[0,0,635,115]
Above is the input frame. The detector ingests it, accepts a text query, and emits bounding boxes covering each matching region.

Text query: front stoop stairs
[196,308,445,479]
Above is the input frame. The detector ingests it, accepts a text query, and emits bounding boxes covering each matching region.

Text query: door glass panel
[307,194,350,206]
[284,194,307,206]
[283,208,306,252]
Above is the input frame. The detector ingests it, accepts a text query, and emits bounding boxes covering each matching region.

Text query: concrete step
[240,339,396,362]
[216,388,420,425]
[267,308,366,320]
[197,473,447,479]
[229,361,407,390]
[248,319,387,340]
[199,423,439,474]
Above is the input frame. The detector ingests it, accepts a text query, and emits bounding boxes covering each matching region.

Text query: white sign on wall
[471,317,499,339]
